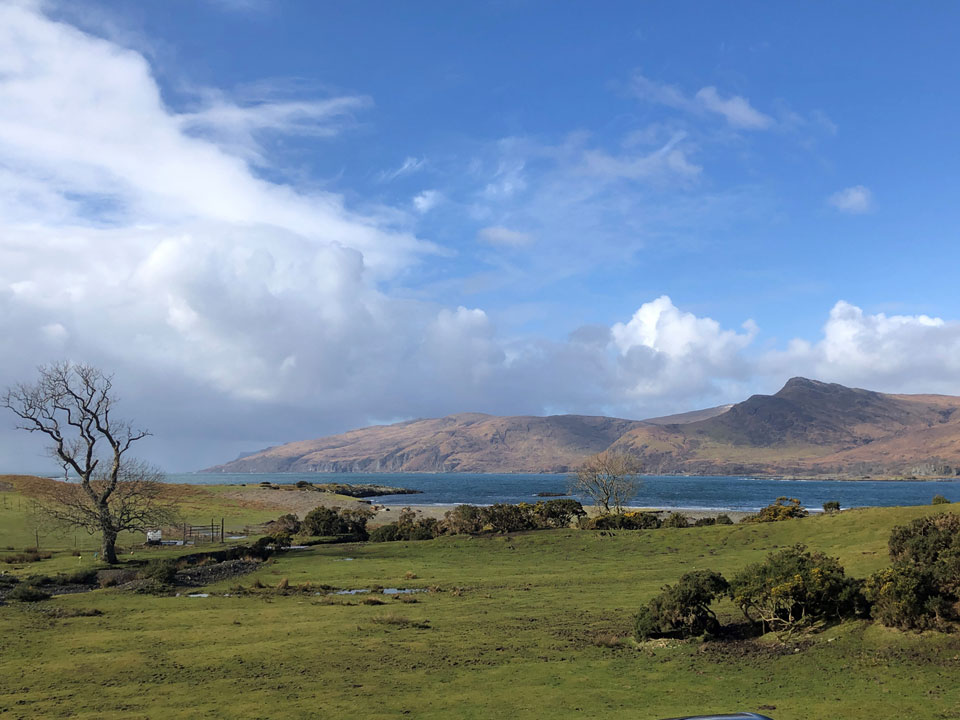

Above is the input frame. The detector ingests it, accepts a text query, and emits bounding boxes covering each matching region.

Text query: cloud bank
[0,4,956,472]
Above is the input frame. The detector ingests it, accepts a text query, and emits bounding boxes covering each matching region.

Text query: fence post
[221,518,224,543]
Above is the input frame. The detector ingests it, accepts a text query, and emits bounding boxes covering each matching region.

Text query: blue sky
[2,0,960,470]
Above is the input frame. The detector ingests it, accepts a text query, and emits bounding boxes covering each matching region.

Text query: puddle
[331,587,424,595]
[187,593,210,598]
[334,558,355,562]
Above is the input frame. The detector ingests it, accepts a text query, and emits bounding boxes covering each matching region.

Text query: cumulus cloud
[828,185,873,214]
[477,226,534,247]
[763,301,960,394]
[2,4,959,474]
[413,189,442,213]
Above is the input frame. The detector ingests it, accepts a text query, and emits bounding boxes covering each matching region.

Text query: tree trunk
[101,530,119,564]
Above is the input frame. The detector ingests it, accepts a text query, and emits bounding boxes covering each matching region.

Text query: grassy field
[2,479,959,719]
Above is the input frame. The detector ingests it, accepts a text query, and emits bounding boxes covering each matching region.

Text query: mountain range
[204,378,960,477]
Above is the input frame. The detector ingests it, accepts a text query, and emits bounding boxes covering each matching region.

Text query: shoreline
[371,503,757,524]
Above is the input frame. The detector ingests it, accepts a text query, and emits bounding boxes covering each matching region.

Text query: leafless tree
[570,451,642,514]
[2,362,179,563]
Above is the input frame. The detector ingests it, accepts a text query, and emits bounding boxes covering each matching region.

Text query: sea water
[162,472,960,512]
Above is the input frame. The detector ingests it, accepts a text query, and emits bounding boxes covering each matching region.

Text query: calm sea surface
[163,472,960,512]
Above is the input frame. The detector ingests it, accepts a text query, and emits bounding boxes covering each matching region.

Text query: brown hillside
[205,413,644,474]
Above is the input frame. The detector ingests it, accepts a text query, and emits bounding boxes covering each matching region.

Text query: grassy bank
[1,479,959,718]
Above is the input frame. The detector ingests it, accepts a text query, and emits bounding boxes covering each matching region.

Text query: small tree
[635,570,729,640]
[570,452,641,514]
[3,363,178,564]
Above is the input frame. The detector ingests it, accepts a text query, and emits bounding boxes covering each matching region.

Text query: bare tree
[2,362,178,563]
[570,451,642,514]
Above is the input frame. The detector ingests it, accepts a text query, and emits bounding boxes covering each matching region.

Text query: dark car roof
[661,715,775,720]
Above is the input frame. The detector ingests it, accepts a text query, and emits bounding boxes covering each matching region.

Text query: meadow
[1,477,959,719]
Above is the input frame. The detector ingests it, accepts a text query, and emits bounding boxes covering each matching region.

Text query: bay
[164,472,960,512]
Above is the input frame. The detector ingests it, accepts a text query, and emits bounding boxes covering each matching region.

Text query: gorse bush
[7,584,51,602]
[728,544,867,635]
[443,505,487,534]
[932,494,951,505]
[662,512,690,529]
[742,497,808,523]
[590,511,661,530]
[823,501,841,513]
[265,513,301,535]
[865,513,960,630]
[635,570,729,640]
[302,506,372,541]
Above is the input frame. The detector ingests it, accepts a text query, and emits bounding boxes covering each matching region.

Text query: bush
[715,514,734,525]
[823,501,841,513]
[295,480,312,489]
[662,512,689,529]
[534,499,586,528]
[141,559,179,585]
[592,511,662,530]
[484,503,537,533]
[866,513,960,629]
[369,523,401,543]
[694,517,716,527]
[444,505,487,535]
[302,506,371,541]
[932,494,951,505]
[635,570,729,640]
[2,550,52,564]
[7,584,51,602]
[742,497,809,523]
[265,513,302,535]
[864,564,951,630]
[728,544,867,635]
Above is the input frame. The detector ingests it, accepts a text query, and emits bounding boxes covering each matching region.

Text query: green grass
[2,495,960,719]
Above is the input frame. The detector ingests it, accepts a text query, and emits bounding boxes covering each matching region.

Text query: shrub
[662,512,689,529]
[694,517,716,527]
[2,550,52,564]
[295,480,311,489]
[932,494,951,505]
[742,497,809,523]
[591,512,661,530]
[141,559,179,585]
[444,505,487,535]
[7,584,51,602]
[302,506,371,541]
[864,564,951,630]
[265,514,302,535]
[369,523,401,542]
[823,501,841,513]
[534,499,586,528]
[715,514,734,525]
[866,513,960,629]
[484,503,538,533]
[728,544,867,635]
[635,570,729,640]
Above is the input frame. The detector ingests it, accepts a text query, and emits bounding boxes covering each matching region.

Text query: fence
[180,519,225,544]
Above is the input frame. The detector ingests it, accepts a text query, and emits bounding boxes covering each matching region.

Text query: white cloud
[178,95,371,163]
[379,156,426,182]
[764,301,960,394]
[828,185,873,214]
[413,189,442,213]
[631,71,773,131]
[694,87,773,130]
[477,226,534,247]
